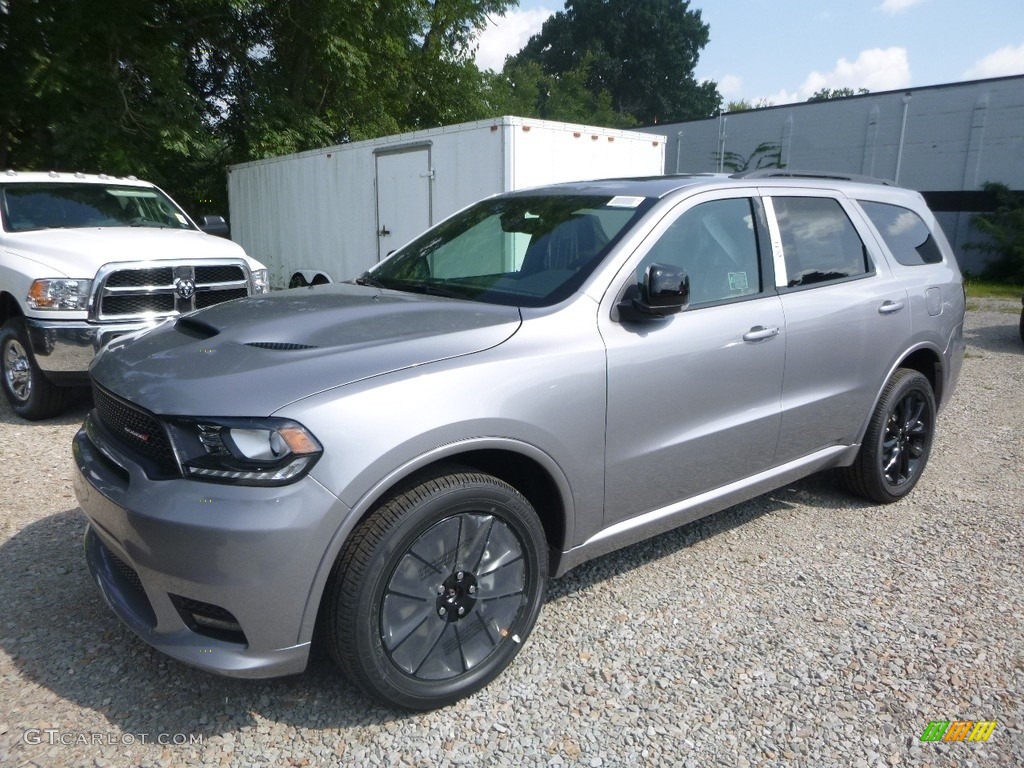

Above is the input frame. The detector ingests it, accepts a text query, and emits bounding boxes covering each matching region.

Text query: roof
[507,175,722,199]
[0,170,155,187]
[506,171,906,200]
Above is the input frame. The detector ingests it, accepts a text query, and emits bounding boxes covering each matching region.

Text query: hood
[4,227,256,277]
[91,283,522,416]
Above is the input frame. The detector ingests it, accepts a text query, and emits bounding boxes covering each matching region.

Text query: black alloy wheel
[838,368,936,504]
[325,466,548,710]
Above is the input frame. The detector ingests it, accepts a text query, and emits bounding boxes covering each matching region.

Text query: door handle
[878,300,905,315]
[742,325,780,342]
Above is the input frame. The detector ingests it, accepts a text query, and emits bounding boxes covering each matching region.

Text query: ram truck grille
[95,263,249,320]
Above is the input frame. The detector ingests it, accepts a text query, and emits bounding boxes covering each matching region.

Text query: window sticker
[728,272,749,292]
[175,213,188,224]
[606,195,645,208]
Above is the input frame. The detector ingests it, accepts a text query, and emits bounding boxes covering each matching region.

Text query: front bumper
[25,317,159,376]
[72,414,352,678]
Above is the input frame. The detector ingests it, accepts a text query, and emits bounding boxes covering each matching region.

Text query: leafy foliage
[807,87,869,102]
[1,0,515,213]
[967,182,1024,283]
[1,0,722,214]
[505,0,720,125]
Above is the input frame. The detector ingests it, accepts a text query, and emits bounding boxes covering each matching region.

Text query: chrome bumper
[24,317,159,374]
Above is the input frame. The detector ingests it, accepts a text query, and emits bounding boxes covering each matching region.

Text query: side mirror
[616,264,690,321]
[199,214,230,238]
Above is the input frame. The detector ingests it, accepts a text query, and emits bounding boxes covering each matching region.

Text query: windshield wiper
[353,274,388,289]
[393,282,469,300]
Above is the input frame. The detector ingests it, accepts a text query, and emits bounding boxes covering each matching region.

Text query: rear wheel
[325,466,548,710]
[838,368,935,503]
[0,318,66,420]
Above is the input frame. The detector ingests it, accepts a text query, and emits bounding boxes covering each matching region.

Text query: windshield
[0,182,196,232]
[360,194,654,307]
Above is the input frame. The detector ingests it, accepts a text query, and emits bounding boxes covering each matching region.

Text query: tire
[325,466,548,710]
[0,318,66,420]
[838,368,936,504]
[1018,305,1023,345]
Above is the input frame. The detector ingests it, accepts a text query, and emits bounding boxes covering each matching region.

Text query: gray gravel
[1,299,1021,768]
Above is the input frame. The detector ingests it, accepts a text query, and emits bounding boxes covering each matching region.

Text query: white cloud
[474,8,555,72]
[877,0,927,15]
[963,43,1024,80]
[718,75,743,97]
[780,47,912,103]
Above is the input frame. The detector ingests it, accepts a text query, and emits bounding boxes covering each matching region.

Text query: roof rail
[731,169,893,186]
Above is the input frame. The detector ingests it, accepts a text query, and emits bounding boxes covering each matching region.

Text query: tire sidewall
[345,475,548,709]
[870,370,936,501]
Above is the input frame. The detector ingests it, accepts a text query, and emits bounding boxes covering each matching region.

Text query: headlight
[250,268,270,294]
[27,279,92,310]
[167,417,322,486]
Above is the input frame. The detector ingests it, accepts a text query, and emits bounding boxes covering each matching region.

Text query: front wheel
[838,368,936,503]
[325,467,548,710]
[0,318,66,420]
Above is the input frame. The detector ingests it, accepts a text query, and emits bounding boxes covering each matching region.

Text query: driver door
[599,192,786,526]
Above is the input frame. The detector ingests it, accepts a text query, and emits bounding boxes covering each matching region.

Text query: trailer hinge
[420,169,436,180]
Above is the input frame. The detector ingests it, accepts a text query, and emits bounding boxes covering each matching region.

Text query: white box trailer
[228,116,666,287]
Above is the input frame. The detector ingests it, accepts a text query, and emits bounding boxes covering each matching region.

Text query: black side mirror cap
[199,214,230,238]
[617,264,690,321]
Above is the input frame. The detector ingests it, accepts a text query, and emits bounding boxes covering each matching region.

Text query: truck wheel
[325,466,548,710]
[0,318,66,420]
[837,368,935,504]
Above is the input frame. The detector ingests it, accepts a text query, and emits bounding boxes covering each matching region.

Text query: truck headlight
[27,279,92,310]
[167,417,322,486]
[250,268,270,294]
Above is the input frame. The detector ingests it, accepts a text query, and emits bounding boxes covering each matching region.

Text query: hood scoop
[244,342,319,351]
[175,316,220,339]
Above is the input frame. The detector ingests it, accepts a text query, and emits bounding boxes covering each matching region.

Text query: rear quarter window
[859,200,943,266]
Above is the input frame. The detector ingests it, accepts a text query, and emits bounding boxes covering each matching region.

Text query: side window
[773,197,870,288]
[638,198,762,306]
[858,200,943,266]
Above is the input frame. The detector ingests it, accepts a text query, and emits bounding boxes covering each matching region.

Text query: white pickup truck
[0,171,269,419]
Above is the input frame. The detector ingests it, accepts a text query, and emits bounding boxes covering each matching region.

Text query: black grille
[101,294,175,316]
[245,342,317,351]
[92,385,179,477]
[108,550,145,593]
[105,267,174,288]
[195,265,245,284]
[196,287,247,309]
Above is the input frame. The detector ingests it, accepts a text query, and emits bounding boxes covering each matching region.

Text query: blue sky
[474,0,1024,105]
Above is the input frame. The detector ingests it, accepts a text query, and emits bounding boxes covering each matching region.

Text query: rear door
[375,145,432,261]
[600,190,786,525]
[763,190,911,462]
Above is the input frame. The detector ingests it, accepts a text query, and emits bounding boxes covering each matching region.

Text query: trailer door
[375,145,432,261]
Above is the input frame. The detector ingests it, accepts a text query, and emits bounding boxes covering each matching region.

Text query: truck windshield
[359,194,653,307]
[1,183,196,232]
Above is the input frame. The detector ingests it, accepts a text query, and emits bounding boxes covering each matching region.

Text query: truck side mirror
[199,215,230,238]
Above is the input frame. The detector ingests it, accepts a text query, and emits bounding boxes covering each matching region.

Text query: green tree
[807,87,869,102]
[0,0,517,213]
[486,56,635,127]
[967,182,1024,283]
[506,0,720,125]
[725,98,773,113]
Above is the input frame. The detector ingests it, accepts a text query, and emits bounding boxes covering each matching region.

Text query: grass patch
[963,278,1023,300]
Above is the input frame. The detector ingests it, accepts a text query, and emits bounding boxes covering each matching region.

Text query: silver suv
[73,173,965,709]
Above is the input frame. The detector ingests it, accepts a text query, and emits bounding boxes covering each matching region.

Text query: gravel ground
[1,299,1021,768]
